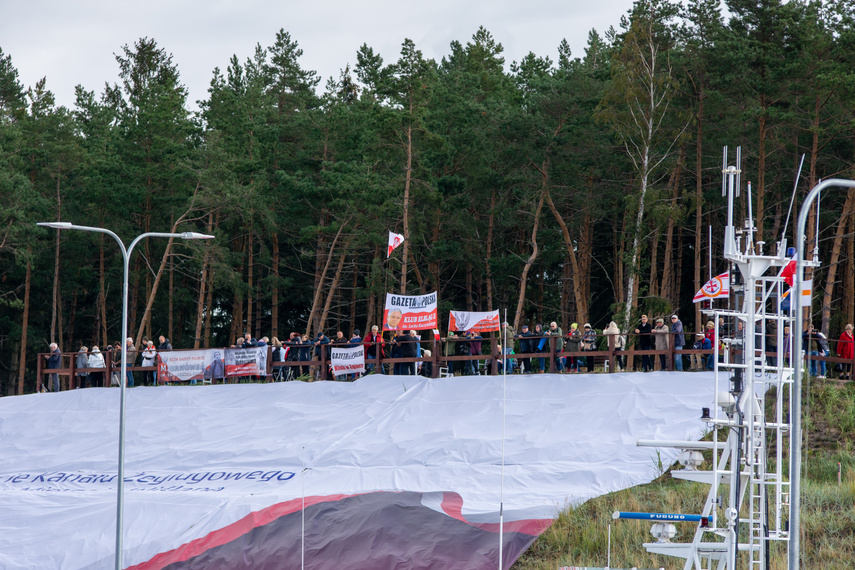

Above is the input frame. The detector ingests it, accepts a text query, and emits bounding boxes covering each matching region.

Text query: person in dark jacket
[299,334,312,377]
[45,343,61,392]
[670,315,685,371]
[635,315,653,372]
[396,330,419,375]
[464,331,483,375]
[157,335,172,351]
[516,325,534,374]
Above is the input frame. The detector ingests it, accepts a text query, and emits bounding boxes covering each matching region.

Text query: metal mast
[639,147,807,569]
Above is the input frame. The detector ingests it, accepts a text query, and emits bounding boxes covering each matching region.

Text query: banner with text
[157,349,223,383]
[448,310,500,333]
[330,345,365,377]
[383,292,438,331]
[225,346,268,377]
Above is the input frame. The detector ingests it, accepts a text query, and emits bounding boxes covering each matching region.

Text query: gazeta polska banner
[448,310,500,333]
[383,292,438,331]
[331,345,365,377]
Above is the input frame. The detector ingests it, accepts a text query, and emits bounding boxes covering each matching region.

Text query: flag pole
[499,308,507,570]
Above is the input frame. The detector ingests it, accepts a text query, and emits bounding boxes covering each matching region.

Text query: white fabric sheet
[0,372,713,568]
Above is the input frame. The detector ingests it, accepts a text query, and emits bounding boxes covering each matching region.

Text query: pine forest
[2,0,855,394]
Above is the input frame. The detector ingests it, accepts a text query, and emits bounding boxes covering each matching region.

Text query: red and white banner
[225,347,268,377]
[330,345,365,377]
[693,272,730,303]
[383,292,438,331]
[387,231,404,258]
[448,310,500,333]
[157,349,221,383]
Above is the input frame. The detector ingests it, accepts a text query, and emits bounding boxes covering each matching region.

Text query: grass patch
[518,380,855,569]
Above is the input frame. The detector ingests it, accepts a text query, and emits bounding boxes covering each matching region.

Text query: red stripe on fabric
[440,492,553,536]
[127,493,363,570]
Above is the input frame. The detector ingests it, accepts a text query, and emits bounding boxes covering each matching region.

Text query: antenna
[781,154,805,246]
[735,146,742,198]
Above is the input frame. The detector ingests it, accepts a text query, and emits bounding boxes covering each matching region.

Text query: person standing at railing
[516,325,534,374]
[582,324,597,372]
[566,323,581,372]
[364,326,384,374]
[635,315,653,372]
[534,324,547,372]
[653,318,670,371]
[141,341,157,386]
[837,324,854,380]
[547,322,564,372]
[397,330,418,375]
[76,346,90,388]
[45,343,61,392]
[690,334,709,370]
[605,321,627,371]
[670,315,685,371]
[442,331,459,375]
[88,346,106,387]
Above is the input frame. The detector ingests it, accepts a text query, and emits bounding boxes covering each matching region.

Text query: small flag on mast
[692,273,730,303]
[387,231,404,258]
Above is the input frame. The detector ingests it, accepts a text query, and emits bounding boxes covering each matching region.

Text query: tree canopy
[3,1,855,394]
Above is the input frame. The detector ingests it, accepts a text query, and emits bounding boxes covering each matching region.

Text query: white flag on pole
[387,231,404,258]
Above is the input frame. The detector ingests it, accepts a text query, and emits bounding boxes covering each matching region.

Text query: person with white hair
[88,346,106,387]
[45,343,61,392]
[141,341,157,386]
[75,346,90,388]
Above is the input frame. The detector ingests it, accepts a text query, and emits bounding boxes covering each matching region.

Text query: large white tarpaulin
[0,372,713,569]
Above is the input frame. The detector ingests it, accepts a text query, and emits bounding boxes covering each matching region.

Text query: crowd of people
[44,335,172,392]
[42,315,855,390]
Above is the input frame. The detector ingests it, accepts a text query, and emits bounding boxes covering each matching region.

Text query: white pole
[607,522,611,569]
[793,179,855,570]
[301,451,306,570]
[37,223,212,570]
[498,308,508,570]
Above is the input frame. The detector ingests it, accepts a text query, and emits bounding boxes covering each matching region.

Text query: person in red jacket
[837,324,854,380]
[363,325,385,374]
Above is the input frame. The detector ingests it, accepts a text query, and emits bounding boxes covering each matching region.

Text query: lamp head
[181,232,215,240]
[37,222,73,229]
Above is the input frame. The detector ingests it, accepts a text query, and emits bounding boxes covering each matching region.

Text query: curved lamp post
[792,179,855,570]
[38,221,214,570]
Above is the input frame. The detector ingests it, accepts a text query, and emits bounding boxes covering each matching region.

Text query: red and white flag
[693,273,730,303]
[387,231,404,258]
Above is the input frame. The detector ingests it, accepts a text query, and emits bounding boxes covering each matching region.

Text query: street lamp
[38,221,214,570]
[792,179,855,570]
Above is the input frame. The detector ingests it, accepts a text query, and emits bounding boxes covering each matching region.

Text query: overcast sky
[1,0,636,111]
